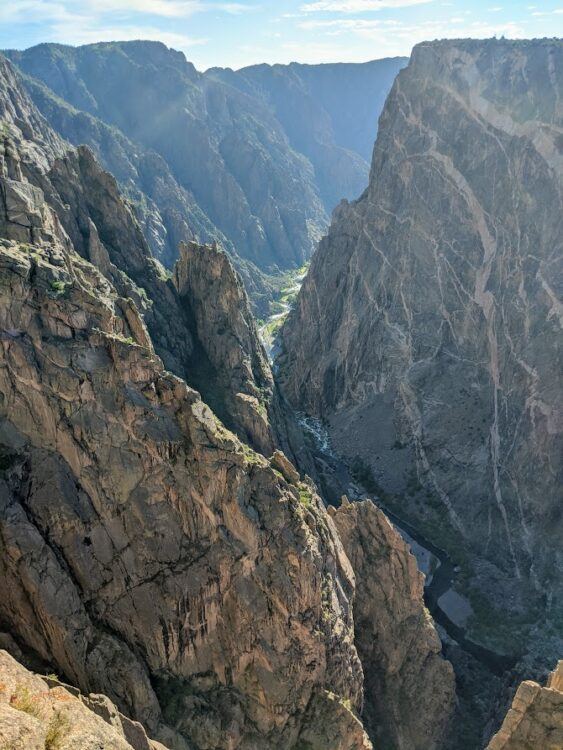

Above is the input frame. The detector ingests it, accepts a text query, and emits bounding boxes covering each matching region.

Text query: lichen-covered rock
[0,650,167,750]
[487,662,563,750]
[332,499,456,749]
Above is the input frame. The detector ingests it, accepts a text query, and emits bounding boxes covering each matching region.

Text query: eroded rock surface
[0,650,167,750]
[5,41,327,273]
[0,54,371,750]
[208,57,407,211]
[0,168,364,749]
[0,43,464,750]
[173,240,277,456]
[0,51,295,457]
[332,499,456,749]
[280,38,563,657]
[487,661,563,750]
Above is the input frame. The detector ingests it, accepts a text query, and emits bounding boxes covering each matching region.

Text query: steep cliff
[6,44,406,313]
[0,115,368,749]
[280,38,563,659]
[0,51,458,750]
[208,57,407,210]
[173,240,277,457]
[331,499,456,749]
[6,41,327,273]
[13,68,276,316]
[0,51,290,456]
[487,661,563,750]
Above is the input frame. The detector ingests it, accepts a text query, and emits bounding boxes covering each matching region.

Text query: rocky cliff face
[0,51,287,456]
[6,41,327,274]
[280,38,563,659]
[13,66,277,317]
[173,240,277,457]
[331,499,456,749]
[0,52,455,750]
[6,43,405,313]
[486,661,563,750]
[208,57,407,211]
[0,649,168,750]
[0,112,366,750]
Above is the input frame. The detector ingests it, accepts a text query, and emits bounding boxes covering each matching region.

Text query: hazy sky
[1,0,562,70]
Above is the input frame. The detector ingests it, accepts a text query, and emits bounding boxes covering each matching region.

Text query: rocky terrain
[6,40,325,274]
[487,661,563,750]
[0,649,168,750]
[208,57,406,211]
[280,38,563,671]
[4,42,404,315]
[0,30,561,750]
[331,499,456,749]
[0,50,457,750]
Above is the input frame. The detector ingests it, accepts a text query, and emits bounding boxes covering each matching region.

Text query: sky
[1,0,562,71]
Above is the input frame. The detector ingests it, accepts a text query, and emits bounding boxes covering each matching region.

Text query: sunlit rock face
[0,53,369,749]
[280,38,563,648]
[487,661,563,750]
[0,649,170,750]
[0,49,462,750]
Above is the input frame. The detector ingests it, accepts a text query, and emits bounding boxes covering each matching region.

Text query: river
[296,415,518,676]
[259,274,517,676]
[258,267,307,362]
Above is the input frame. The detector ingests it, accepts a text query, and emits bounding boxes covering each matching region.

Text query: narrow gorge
[0,32,561,750]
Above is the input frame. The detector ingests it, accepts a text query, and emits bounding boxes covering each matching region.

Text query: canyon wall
[280,38,563,660]
[5,43,404,316]
[0,52,455,749]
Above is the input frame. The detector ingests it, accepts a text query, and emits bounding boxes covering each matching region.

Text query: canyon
[0,34,561,750]
[280,36,562,677]
[4,42,406,315]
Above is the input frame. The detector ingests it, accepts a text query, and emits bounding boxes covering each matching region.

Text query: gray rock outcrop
[280,38,563,659]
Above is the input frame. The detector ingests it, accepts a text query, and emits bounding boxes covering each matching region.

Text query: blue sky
[1,1,562,70]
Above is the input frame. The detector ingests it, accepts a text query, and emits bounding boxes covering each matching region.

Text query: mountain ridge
[4,41,405,311]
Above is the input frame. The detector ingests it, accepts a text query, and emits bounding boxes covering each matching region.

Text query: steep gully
[260,293,519,679]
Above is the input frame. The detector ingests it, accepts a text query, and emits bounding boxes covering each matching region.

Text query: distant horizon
[4,37,412,73]
[5,34,561,74]
[1,1,562,71]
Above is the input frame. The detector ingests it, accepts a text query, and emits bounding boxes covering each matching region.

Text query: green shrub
[45,711,70,750]
[9,685,44,720]
[49,280,68,296]
[298,484,313,509]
